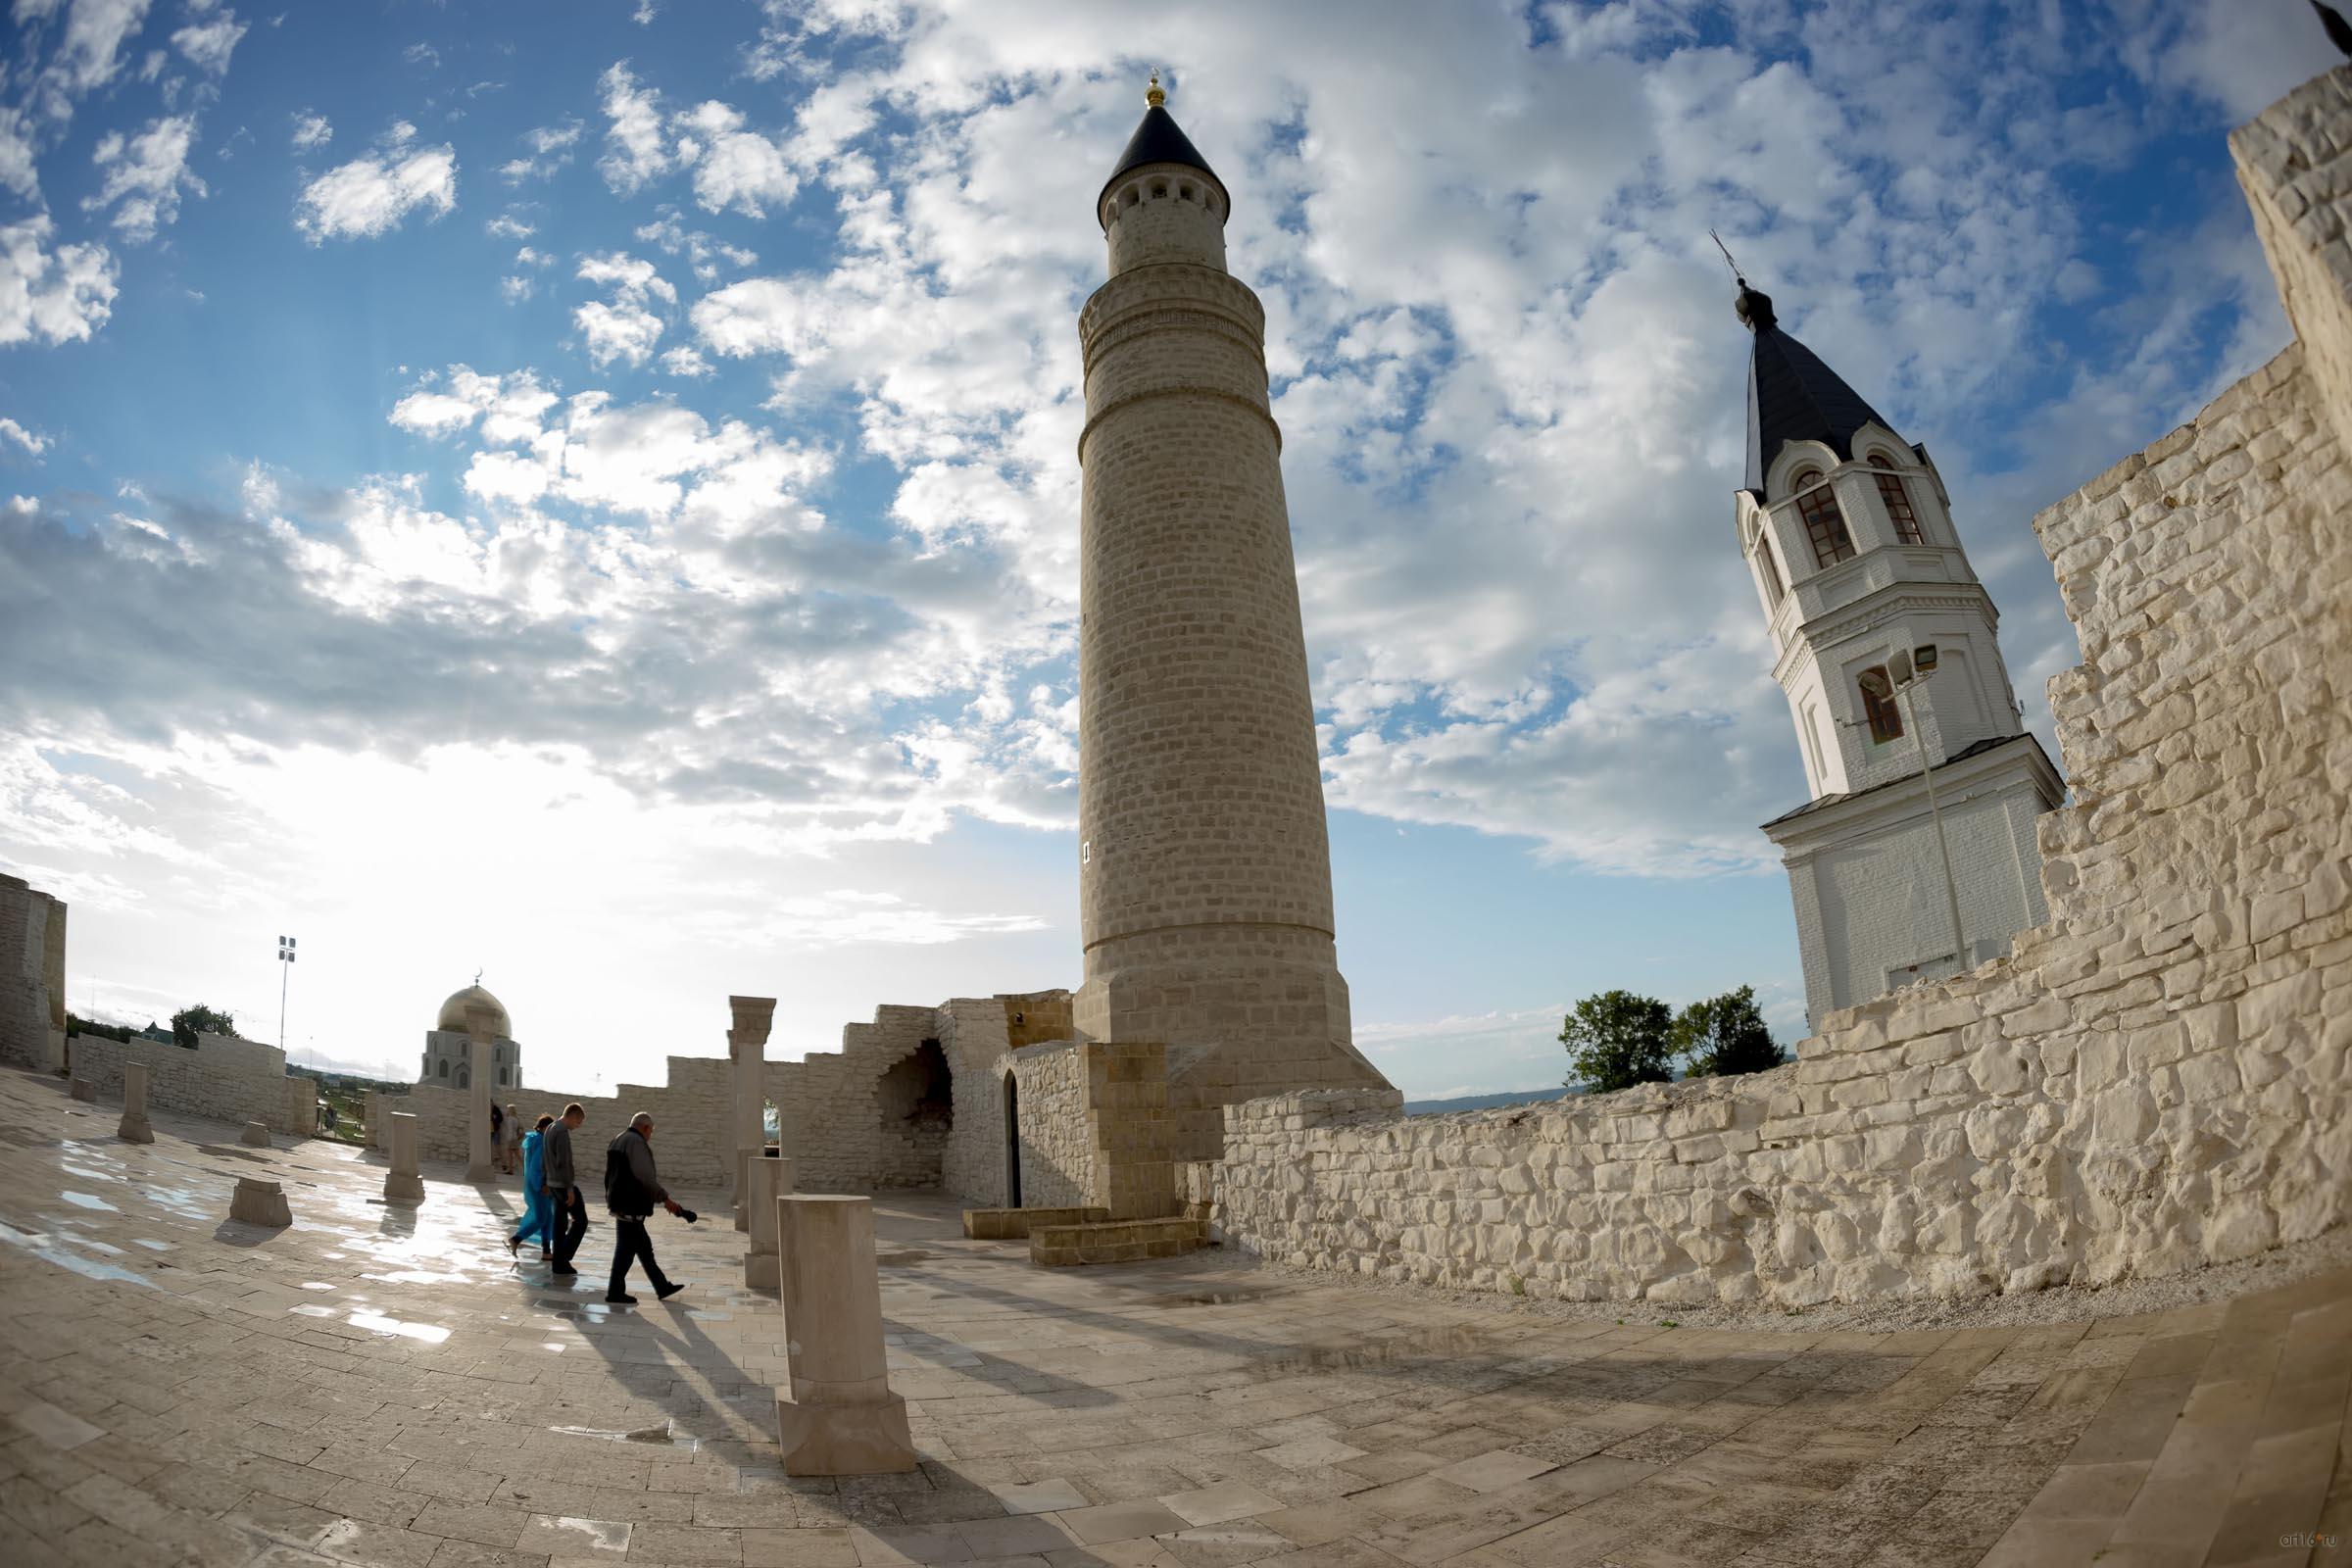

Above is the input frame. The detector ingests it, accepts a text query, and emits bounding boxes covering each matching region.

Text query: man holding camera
[604,1111,690,1305]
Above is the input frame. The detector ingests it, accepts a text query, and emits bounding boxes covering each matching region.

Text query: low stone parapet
[1028,1215,1204,1266]
[962,1204,1106,1240]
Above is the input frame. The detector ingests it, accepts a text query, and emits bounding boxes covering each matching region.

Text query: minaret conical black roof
[1099,75,1226,220]
[1737,281,1896,492]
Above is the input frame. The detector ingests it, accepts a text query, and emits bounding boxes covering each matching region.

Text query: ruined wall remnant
[1206,66,2352,1307]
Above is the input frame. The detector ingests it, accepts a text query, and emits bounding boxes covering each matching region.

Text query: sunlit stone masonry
[1201,64,2352,1307]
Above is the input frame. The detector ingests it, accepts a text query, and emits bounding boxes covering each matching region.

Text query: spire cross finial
[1146,69,1165,108]
[1709,228,1746,288]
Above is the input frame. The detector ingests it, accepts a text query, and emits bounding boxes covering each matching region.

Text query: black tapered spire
[1099,71,1225,221]
[1734,274,1895,492]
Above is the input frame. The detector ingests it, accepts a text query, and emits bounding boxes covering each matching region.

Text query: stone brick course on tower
[1072,79,1390,1148]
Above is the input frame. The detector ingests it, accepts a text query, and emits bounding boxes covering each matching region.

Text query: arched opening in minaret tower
[874,1039,952,1188]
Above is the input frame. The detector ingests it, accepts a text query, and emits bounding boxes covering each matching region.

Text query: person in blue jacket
[507,1112,556,1261]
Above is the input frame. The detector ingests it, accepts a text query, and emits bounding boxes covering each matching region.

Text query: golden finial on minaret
[1146,69,1165,108]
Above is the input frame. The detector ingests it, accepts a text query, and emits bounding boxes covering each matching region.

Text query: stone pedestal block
[70,1077,94,1102]
[383,1110,424,1204]
[240,1120,270,1148]
[229,1177,291,1227]
[117,1061,153,1144]
[743,1155,795,1292]
[729,996,775,1216]
[736,1149,757,1233]
[464,1009,496,1181]
[773,1195,915,1475]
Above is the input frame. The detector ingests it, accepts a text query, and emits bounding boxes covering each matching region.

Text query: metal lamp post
[277,935,296,1054]
[1861,648,1969,976]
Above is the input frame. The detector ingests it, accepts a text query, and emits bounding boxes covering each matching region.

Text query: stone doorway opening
[1003,1070,1021,1208]
[876,1038,953,1187]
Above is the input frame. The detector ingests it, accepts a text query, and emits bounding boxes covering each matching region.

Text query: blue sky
[0,0,2329,1096]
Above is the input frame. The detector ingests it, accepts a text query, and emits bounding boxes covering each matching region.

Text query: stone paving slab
[0,1068,2345,1566]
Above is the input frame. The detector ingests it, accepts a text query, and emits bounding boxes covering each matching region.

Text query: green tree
[1559,990,1675,1094]
[66,1012,131,1043]
[171,1004,236,1050]
[1672,986,1786,1078]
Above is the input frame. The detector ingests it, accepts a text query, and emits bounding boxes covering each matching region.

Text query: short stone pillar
[229,1177,291,1227]
[464,1004,497,1181]
[117,1061,153,1144]
[774,1195,915,1475]
[743,1154,796,1292]
[729,996,775,1231]
[70,1077,94,1102]
[383,1110,424,1203]
[240,1119,270,1148]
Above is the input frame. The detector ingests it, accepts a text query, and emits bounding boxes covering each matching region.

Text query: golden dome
[436,984,511,1038]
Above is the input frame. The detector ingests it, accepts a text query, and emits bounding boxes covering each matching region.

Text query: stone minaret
[1074,76,1388,1153]
[1733,274,2064,1025]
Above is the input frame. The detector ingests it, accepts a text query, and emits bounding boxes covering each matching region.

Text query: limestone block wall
[67,1031,316,1138]
[1206,68,2352,1306]
[939,997,1017,1205]
[0,873,65,1072]
[1008,1041,1094,1209]
[377,1054,734,1187]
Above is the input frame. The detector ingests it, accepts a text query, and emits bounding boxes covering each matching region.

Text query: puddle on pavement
[530,1517,631,1553]
[131,1238,173,1250]
[1152,1287,1280,1306]
[1248,1322,1502,1379]
[875,1250,934,1266]
[59,1191,118,1211]
[0,1219,156,1290]
[549,1422,701,1449]
[347,1310,451,1345]
[685,1309,731,1322]
[289,1304,336,1318]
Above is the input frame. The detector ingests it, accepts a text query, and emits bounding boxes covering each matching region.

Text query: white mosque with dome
[417,980,521,1091]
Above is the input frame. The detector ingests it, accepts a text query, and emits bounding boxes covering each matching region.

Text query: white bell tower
[1730,274,2065,1026]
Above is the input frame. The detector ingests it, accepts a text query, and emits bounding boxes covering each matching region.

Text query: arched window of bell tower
[1860,666,1905,744]
[1873,466,1925,545]
[1791,470,1854,567]
[1152,180,1167,199]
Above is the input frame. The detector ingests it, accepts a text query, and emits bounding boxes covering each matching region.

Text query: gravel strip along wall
[1206,68,2352,1307]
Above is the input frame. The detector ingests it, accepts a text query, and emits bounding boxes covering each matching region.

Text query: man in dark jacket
[543,1102,589,1276]
[604,1111,687,1304]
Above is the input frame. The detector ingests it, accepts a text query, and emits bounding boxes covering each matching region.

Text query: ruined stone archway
[874,1039,952,1188]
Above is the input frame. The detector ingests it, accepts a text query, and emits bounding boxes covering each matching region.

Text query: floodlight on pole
[277,934,297,1056]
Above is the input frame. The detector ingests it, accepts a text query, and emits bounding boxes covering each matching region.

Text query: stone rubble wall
[66,1031,316,1138]
[378,1054,735,1188]
[1206,68,2352,1307]
[0,873,65,1073]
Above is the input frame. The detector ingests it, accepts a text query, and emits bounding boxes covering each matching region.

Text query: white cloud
[676,98,797,218]
[572,251,674,368]
[294,140,457,242]
[499,274,533,304]
[0,107,40,200]
[0,416,48,456]
[660,345,710,377]
[290,110,330,150]
[634,207,757,281]
[0,216,118,346]
[171,2,244,74]
[37,0,154,115]
[501,117,583,182]
[485,211,534,239]
[596,61,674,194]
[85,114,204,242]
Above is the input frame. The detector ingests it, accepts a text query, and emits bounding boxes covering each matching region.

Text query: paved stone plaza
[0,1071,2343,1567]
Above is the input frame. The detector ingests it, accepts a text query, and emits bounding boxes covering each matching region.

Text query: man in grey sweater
[604,1111,687,1304]
[542,1102,588,1276]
